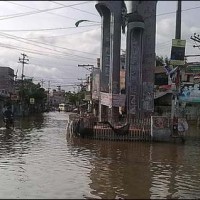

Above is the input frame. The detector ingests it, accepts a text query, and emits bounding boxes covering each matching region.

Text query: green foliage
[156,55,170,66]
[19,80,47,105]
[156,55,164,66]
[65,90,85,106]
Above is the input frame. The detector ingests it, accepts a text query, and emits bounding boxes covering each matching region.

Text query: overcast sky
[0,1,199,92]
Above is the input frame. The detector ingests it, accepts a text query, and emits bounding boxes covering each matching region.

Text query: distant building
[0,66,15,96]
[154,66,168,86]
[49,89,65,107]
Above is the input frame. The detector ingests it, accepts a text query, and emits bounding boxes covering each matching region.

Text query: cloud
[155,15,200,60]
[156,18,175,43]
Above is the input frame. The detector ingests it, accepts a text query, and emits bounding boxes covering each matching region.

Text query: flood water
[0,111,199,199]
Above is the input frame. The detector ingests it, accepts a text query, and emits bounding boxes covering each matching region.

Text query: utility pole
[19,53,29,82]
[175,1,181,40]
[190,33,200,47]
[47,80,51,110]
[40,79,45,88]
[171,0,182,135]
[18,53,29,116]
[78,64,94,72]
[78,64,94,113]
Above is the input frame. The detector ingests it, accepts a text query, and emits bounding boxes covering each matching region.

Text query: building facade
[0,66,15,95]
[49,89,66,108]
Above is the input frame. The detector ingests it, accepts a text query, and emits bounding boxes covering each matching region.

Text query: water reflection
[0,114,45,156]
[0,112,199,199]
[149,141,200,199]
[15,113,45,131]
[67,132,200,199]
[66,138,151,199]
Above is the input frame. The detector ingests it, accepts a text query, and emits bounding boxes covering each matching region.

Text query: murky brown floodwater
[0,111,199,199]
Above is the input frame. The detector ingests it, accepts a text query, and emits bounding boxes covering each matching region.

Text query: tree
[65,90,85,106]
[156,55,170,66]
[156,55,164,66]
[18,79,47,112]
[164,56,170,65]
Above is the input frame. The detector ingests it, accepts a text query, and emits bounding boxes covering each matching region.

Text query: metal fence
[67,114,151,142]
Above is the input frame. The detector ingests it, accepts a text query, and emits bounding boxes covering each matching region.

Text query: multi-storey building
[49,89,65,107]
[0,66,14,97]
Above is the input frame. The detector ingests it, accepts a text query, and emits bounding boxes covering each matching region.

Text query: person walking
[2,106,14,128]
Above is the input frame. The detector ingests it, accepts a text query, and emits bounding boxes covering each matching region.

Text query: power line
[27,27,101,39]
[0,2,200,22]
[0,42,97,63]
[0,32,98,59]
[0,24,100,32]
[2,3,199,33]
[0,31,99,56]
[31,76,79,80]
[6,1,98,22]
[50,1,99,17]
[0,1,90,21]
[144,4,200,19]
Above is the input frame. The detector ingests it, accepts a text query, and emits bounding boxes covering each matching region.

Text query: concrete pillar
[125,12,145,121]
[125,1,157,120]
[96,1,123,123]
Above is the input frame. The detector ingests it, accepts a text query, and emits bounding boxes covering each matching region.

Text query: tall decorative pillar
[95,1,123,123]
[125,1,157,121]
[125,11,145,121]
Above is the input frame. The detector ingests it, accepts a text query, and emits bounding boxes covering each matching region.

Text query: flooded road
[0,111,200,199]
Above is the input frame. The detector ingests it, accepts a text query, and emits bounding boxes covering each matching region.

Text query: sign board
[11,94,19,101]
[185,64,200,74]
[170,39,186,66]
[100,92,112,107]
[84,91,91,101]
[179,83,200,103]
[92,68,100,100]
[151,116,171,141]
[100,92,126,107]
[30,98,35,104]
[194,74,200,84]
[112,94,126,107]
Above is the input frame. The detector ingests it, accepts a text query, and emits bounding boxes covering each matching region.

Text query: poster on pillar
[142,82,154,112]
[112,94,126,107]
[100,92,112,107]
[170,39,186,66]
[100,92,126,107]
[128,28,143,115]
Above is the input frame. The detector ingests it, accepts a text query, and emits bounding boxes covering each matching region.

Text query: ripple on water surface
[0,112,200,199]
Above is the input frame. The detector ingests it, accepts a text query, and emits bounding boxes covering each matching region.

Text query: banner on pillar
[100,92,126,107]
[112,94,126,107]
[92,68,100,100]
[100,92,112,107]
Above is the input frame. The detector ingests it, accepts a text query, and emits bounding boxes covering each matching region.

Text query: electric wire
[0,30,99,56]
[50,1,99,17]
[0,32,98,59]
[0,42,94,64]
[0,24,100,32]
[7,1,99,21]
[0,42,97,63]
[27,27,101,39]
[0,1,90,21]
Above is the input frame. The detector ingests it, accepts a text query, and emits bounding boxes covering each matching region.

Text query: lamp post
[18,53,29,116]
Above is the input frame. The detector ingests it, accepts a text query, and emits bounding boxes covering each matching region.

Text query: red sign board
[11,94,19,101]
